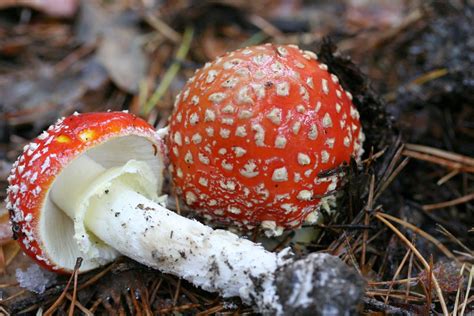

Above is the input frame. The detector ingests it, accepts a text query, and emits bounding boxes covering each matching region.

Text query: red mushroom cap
[168,44,364,230]
[5,112,164,273]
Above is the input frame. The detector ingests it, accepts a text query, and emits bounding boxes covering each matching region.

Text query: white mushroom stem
[50,155,284,310]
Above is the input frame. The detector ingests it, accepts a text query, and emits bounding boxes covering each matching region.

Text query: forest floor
[0,0,472,315]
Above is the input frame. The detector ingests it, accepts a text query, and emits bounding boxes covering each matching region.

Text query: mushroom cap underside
[6,112,165,273]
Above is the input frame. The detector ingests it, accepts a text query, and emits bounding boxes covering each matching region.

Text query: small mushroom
[168,43,365,234]
[5,111,363,314]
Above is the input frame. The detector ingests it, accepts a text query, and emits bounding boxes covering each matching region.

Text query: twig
[157,303,201,314]
[6,244,20,266]
[411,68,448,86]
[366,290,425,302]
[361,148,386,164]
[403,150,474,173]
[142,26,194,116]
[149,277,163,305]
[374,157,410,202]
[307,223,374,230]
[173,278,181,306]
[247,14,284,39]
[239,31,268,48]
[406,248,415,304]
[374,144,404,195]
[68,261,80,316]
[453,264,466,316]
[354,228,387,258]
[378,212,456,260]
[384,248,411,304]
[138,80,150,115]
[339,8,424,54]
[368,277,417,286]
[144,14,181,43]
[54,43,97,73]
[130,287,142,316]
[44,257,83,316]
[453,250,474,261]
[425,256,434,315]
[1,289,26,302]
[251,226,260,242]
[0,245,5,274]
[361,175,375,269]
[196,304,225,316]
[78,262,114,290]
[89,298,103,313]
[363,297,411,315]
[0,282,19,288]
[437,169,459,185]
[457,296,474,315]
[422,192,474,211]
[437,224,473,256]
[460,265,473,316]
[405,144,474,167]
[169,278,203,304]
[343,234,362,276]
[65,293,93,316]
[272,231,295,252]
[374,213,449,315]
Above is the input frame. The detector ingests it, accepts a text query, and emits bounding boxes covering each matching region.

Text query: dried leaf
[418,261,462,293]
[76,1,148,93]
[1,58,108,129]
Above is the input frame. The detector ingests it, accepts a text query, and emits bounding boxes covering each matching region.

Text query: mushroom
[5,111,364,314]
[168,43,364,234]
[6,112,165,272]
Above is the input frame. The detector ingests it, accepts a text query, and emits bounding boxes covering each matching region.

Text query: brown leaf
[76,1,148,94]
[418,261,462,293]
[1,58,108,129]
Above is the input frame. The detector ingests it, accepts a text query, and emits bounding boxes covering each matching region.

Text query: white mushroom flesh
[50,154,281,305]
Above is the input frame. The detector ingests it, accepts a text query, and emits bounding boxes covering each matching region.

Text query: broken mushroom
[168,43,364,234]
[6,112,165,272]
[6,111,364,314]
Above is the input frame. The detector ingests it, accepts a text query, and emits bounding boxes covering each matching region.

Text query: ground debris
[15,264,57,294]
[76,1,148,94]
[1,57,108,132]
[275,253,365,315]
[417,260,463,294]
[0,1,472,315]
